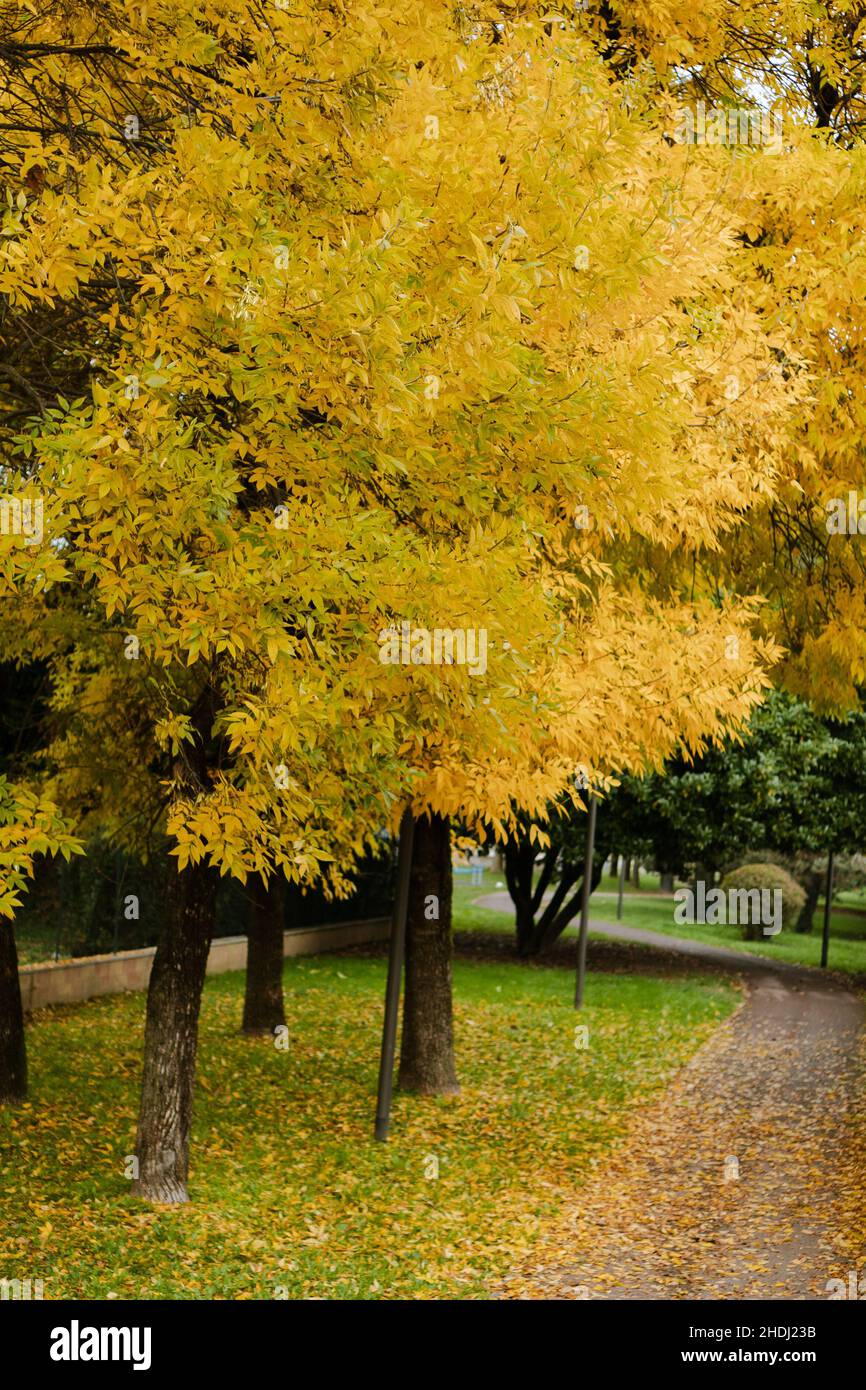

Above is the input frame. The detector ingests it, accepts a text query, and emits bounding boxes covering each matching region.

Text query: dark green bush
[719,862,806,940]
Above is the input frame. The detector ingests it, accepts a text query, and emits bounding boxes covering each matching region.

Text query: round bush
[719,863,806,940]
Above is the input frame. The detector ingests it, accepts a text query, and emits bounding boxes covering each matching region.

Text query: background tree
[611,692,866,923]
[0,775,79,1102]
[503,798,613,957]
[0,2,826,1143]
[0,649,80,1103]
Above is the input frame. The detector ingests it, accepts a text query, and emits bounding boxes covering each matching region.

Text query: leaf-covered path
[475,896,866,1300]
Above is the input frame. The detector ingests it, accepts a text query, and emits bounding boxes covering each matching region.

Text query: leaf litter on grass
[0,954,738,1299]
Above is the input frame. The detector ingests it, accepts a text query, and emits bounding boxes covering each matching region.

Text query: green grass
[451,869,513,933]
[598,894,866,976]
[0,949,736,1299]
[606,897,866,979]
[453,865,866,977]
[596,870,662,894]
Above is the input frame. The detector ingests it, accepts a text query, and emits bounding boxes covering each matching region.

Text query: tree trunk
[659,871,675,893]
[514,898,535,957]
[132,858,216,1203]
[242,874,286,1035]
[0,922,27,1104]
[504,821,610,957]
[397,812,459,1095]
[693,862,713,900]
[536,851,606,953]
[534,866,581,950]
[504,833,537,957]
[795,869,822,933]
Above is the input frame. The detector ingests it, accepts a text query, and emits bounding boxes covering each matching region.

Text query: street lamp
[373,808,415,1140]
[574,792,597,1008]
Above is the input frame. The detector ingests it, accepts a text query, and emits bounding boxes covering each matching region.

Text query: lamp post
[574,792,598,1008]
[374,809,415,1140]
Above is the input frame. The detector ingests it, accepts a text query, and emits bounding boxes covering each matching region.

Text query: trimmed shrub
[719,862,806,941]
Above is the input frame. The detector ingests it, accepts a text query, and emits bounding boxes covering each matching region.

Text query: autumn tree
[0,1,414,1192]
[0,3,811,1145]
[574,0,866,726]
[0,774,79,1101]
[0,632,81,1103]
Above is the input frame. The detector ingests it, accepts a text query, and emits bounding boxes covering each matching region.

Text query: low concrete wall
[19,917,391,1013]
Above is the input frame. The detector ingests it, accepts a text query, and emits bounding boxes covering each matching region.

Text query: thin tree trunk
[515,899,535,958]
[132,858,216,1203]
[531,846,559,916]
[0,922,27,1104]
[659,871,674,893]
[534,867,580,949]
[693,862,713,899]
[795,869,822,933]
[537,853,606,953]
[505,834,536,957]
[506,826,611,956]
[242,874,286,1034]
[397,812,459,1095]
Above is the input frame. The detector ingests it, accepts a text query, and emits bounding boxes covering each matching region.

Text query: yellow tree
[704,132,866,714]
[0,592,82,1103]
[589,0,866,717]
[0,0,804,1171]
[0,776,80,1101]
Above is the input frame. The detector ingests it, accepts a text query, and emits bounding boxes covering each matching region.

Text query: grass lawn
[454,865,866,978]
[450,868,513,932]
[0,949,736,1299]
[590,887,866,977]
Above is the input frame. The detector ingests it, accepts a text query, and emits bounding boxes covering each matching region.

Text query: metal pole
[112,850,123,954]
[374,809,415,1140]
[616,853,626,920]
[575,793,598,1009]
[820,848,835,970]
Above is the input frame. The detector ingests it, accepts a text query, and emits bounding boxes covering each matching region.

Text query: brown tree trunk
[132,858,216,1203]
[505,834,538,957]
[242,874,286,1035]
[397,812,459,1095]
[795,869,822,933]
[0,922,27,1104]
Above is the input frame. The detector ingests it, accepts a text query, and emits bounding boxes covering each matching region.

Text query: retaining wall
[19,917,391,1012]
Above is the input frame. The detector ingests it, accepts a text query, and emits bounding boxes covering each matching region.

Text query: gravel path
[474,893,866,1300]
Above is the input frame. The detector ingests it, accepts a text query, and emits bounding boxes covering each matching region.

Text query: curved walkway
[475,893,866,1300]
